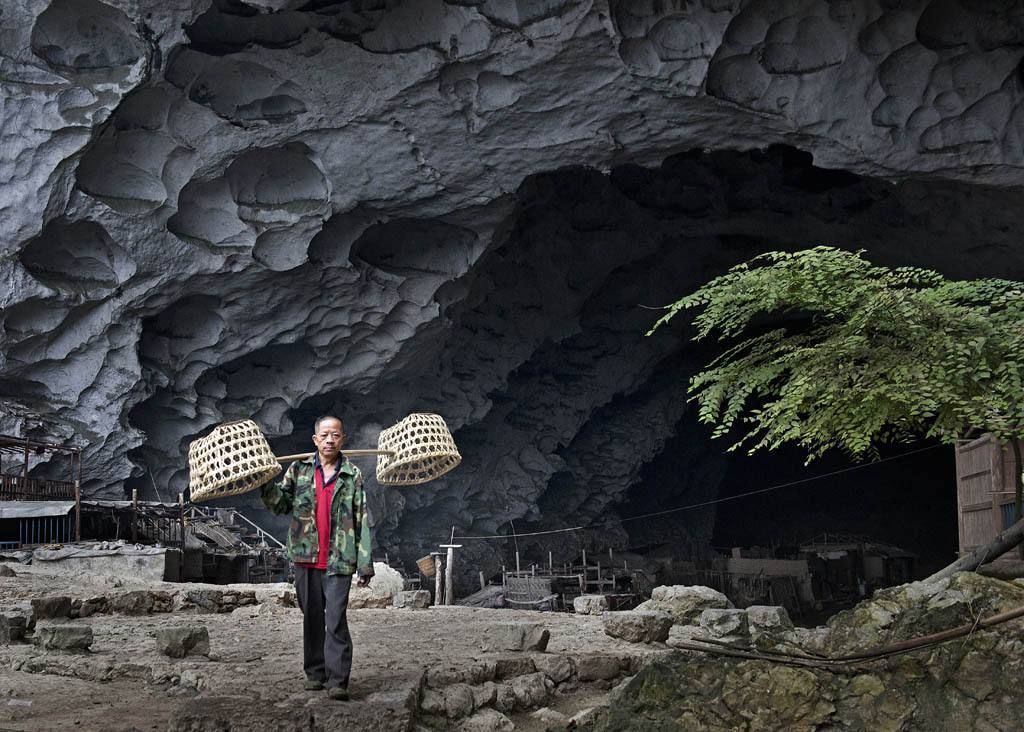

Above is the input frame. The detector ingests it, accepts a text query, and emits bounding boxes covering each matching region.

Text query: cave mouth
[109,144,1023,609]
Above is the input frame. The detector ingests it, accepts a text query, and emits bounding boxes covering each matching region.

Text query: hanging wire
[452,444,943,541]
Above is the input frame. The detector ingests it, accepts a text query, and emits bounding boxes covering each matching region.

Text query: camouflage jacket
[261,455,374,577]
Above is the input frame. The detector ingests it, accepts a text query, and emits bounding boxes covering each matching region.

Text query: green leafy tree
[649,247,1024,574]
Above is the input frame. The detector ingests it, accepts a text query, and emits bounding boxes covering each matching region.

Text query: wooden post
[609,547,613,561]
[23,439,29,479]
[440,544,461,605]
[178,493,185,545]
[433,553,443,606]
[582,549,587,568]
[478,570,485,591]
[548,551,553,573]
[515,551,521,575]
[74,478,81,543]
[131,488,138,544]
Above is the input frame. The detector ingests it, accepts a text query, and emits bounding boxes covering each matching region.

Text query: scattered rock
[602,574,1024,731]
[0,564,16,577]
[108,590,173,615]
[746,605,794,632]
[635,585,732,625]
[37,625,93,651]
[533,653,573,683]
[350,563,404,609]
[0,613,28,644]
[32,596,72,619]
[75,596,107,618]
[393,590,431,609]
[178,669,205,691]
[481,622,550,652]
[573,654,621,681]
[471,681,498,710]
[455,708,514,732]
[494,656,536,679]
[509,671,552,710]
[602,611,672,644]
[531,706,570,729]
[571,705,608,731]
[427,661,496,687]
[155,625,210,658]
[573,594,609,615]
[700,607,749,638]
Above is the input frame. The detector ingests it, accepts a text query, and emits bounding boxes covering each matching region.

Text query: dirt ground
[0,564,665,731]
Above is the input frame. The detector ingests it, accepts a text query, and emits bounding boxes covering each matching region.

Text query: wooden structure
[955,435,1022,558]
[0,433,82,545]
[500,548,638,611]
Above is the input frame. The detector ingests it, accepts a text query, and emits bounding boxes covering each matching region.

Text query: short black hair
[313,415,344,433]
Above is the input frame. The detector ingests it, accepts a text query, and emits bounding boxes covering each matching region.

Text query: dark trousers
[294,566,353,689]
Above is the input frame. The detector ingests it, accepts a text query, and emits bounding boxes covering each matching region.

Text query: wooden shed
[955,434,1023,558]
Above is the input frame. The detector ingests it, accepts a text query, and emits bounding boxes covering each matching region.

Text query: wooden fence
[0,474,77,501]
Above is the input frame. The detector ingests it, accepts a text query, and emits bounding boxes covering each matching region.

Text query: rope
[453,444,943,541]
[673,602,1024,672]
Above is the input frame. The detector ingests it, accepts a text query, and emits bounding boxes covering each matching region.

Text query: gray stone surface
[455,708,514,732]
[481,623,550,652]
[746,605,795,633]
[0,613,28,644]
[602,611,672,644]
[0,565,16,577]
[31,596,72,620]
[636,585,732,625]
[349,563,404,610]
[699,608,749,639]
[155,625,210,658]
[532,653,573,684]
[573,654,622,682]
[573,595,609,615]
[6,0,1024,594]
[36,625,93,651]
[393,590,432,609]
[601,573,1024,731]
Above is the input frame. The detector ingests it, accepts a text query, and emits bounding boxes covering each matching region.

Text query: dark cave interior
[115,144,1024,589]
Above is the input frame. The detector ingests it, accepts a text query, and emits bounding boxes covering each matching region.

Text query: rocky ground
[0,563,660,731]
[5,560,1022,731]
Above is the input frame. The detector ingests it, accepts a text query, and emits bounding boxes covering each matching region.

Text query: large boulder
[600,573,1024,731]
[699,608,749,639]
[349,562,404,609]
[0,613,28,644]
[393,590,431,609]
[37,625,93,651]
[481,622,550,652]
[573,594,609,615]
[455,709,514,732]
[602,611,672,644]
[155,625,210,658]
[31,596,72,619]
[635,585,732,625]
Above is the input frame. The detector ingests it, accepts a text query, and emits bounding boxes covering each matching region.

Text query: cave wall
[4,0,1024,587]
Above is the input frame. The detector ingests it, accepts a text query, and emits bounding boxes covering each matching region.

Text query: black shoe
[327,686,349,701]
[304,678,325,691]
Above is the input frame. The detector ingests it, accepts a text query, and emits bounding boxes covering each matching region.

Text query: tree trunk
[925,515,1024,583]
[1012,440,1024,560]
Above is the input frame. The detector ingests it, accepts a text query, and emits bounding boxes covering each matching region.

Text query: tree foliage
[648,247,1024,461]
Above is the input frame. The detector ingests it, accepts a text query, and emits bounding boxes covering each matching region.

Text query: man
[261,415,374,701]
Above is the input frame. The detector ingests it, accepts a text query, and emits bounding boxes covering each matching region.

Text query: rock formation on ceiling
[4,0,1024,583]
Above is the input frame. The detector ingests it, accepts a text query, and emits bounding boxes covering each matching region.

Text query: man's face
[313,418,345,461]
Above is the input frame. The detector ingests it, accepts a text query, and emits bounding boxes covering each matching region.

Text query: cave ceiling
[3,0,1024,569]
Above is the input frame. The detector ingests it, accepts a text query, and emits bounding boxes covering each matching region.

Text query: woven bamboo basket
[416,555,437,577]
[375,413,461,486]
[188,420,282,502]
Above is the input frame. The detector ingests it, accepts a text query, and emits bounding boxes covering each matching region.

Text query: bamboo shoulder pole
[275,449,395,463]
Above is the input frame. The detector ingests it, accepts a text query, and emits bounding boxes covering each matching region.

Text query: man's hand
[357,574,372,588]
